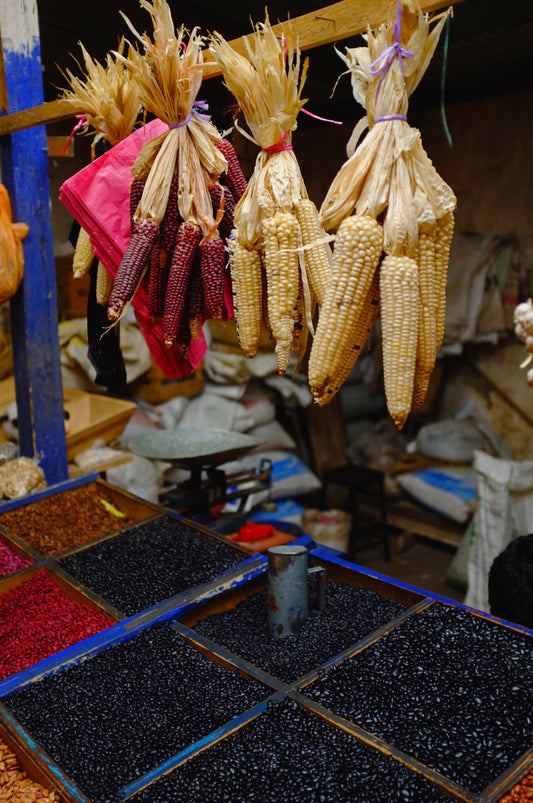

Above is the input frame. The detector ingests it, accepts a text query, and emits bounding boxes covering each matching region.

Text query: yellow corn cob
[412,231,436,409]
[228,236,263,358]
[308,214,383,400]
[95,261,112,306]
[294,198,331,306]
[72,227,95,279]
[262,212,300,375]
[380,255,420,430]
[312,270,380,405]
[434,211,455,352]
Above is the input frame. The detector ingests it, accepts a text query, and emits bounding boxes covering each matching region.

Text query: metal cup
[267,545,309,638]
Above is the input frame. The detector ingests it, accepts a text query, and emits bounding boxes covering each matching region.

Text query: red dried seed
[215,139,248,201]
[0,571,111,679]
[0,541,32,576]
[200,236,227,319]
[162,222,201,347]
[107,218,160,320]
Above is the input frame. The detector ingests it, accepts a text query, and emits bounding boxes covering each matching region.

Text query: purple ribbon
[169,101,211,130]
[375,113,408,123]
[369,2,414,109]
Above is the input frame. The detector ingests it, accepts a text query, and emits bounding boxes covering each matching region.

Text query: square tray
[55,514,259,616]
[2,623,271,803]
[0,478,162,558]
[0,566,118,681]
[299,600,533,797]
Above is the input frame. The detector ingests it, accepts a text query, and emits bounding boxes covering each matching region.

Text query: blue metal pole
[0,1,68,483]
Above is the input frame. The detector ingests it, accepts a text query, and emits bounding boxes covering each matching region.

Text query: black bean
[193,577,407,682]
[133,698,451,802]
[304,602,533,793]
[3,624,269,803]
[57,516,245,615]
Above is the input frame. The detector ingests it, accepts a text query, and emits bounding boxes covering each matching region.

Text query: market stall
[1,1,533,801]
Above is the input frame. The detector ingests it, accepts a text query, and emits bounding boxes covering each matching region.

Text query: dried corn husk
[210,16,332,373]
[59,38,143,157]
[320,0,456,252]
[313,0,456,430]
[117,0,226,230]
[210,18,309,249]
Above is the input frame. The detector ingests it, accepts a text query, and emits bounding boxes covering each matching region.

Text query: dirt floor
[347,528,465,604]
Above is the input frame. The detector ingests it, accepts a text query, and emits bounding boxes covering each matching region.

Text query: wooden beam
[202,0,464,76]
[0,0,463,136]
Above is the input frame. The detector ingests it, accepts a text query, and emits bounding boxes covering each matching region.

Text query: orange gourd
[0,184,28,304]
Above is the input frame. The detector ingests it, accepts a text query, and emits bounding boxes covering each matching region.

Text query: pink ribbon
[62,114,88,154]
[263,130,293,153]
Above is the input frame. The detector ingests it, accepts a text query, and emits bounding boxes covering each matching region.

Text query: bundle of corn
[108,0,242,356]
[210,17,332,374]
[60,39,144,293]
[311,0,456,429]
[514,299,533,386]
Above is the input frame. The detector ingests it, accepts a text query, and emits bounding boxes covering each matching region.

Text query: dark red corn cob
[129,178,145,233]
[209,184,236,242]
[148,175,181,321]
[160,174,181,257]
[147,233,166,321]
[188,256,205,342]
[107,218,160,321]
[215,138,248,201]
[162,221,202,347]
[200,236,227,320]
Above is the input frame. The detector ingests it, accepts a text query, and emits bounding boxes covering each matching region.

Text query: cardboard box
[0,377,136,461]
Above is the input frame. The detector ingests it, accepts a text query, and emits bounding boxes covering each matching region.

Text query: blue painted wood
[0,551,267,698]
[0,3,68,484]
[309,544,533,638]
[119,694,285,801]
[1,704,91,802]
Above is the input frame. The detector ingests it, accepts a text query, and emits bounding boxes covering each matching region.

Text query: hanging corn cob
[209,16,332,373]
[105,0,239,355]
[60,37,144,289]
[312,0,456,430]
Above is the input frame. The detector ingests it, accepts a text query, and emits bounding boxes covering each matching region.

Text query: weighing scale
[128,428,272,522]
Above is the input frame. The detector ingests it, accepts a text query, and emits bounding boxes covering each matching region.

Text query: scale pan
[128,428,264,466]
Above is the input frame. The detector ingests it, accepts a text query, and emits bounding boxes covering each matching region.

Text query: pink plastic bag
[59,119,206,378]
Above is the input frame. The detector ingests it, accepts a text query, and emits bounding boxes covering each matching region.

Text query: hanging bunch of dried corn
[210,16,332,375]
[106,0,242,356]
[60,38,144,288]
[312,0,456,429]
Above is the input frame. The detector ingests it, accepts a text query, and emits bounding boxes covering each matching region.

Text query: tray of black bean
[56,515,255,616]
[2,623,271,803]
[187,576,411,683]
[129,697,456,803]
[301,601,533,796]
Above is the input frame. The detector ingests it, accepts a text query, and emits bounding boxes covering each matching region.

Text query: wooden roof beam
[0,0,463,136]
